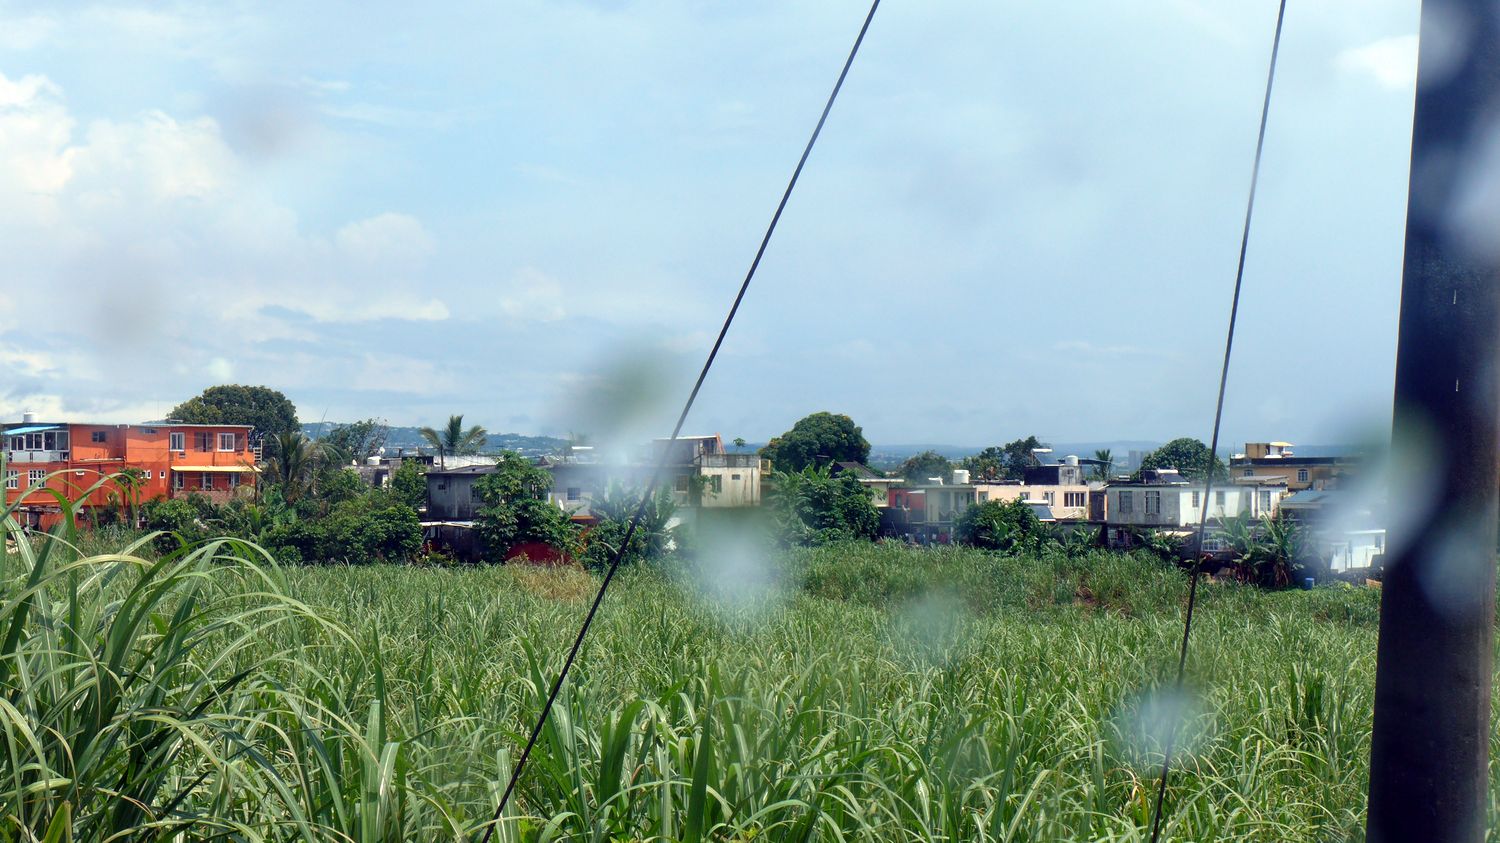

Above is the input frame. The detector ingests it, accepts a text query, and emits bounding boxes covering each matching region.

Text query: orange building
[3,416,259,530]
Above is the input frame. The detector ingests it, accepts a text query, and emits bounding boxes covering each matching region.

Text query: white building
[1103,471,1288,549]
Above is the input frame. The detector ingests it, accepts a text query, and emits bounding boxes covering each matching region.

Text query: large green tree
[898,450,952,483]
[323,418,389,461]
[169,385,299,438]
[420,414,488,468]
[1138,437,1225,481]
[760,412,870,473]
[961,436,1047,481]
[473,452,574,562]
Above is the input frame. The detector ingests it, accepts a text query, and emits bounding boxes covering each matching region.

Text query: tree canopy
[954,498,1051,554]
[169,385,299,438]
[898,450,952,483]
[323,418,389,461]
[473,452,573,562]
[759,412,870,473]
[961,436,1047,481]
[1137,437,1225,481]
[768,465,880,545]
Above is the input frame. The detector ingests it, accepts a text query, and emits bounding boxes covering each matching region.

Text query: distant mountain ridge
[301,423,567,457]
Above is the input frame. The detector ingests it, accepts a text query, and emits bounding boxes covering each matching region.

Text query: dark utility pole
[1366,1,1500,841]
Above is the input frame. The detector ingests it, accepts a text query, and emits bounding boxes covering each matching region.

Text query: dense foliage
[768,465,880,544]
[897,449,952,482]
[961,435,1047,481]
[0,500,1399,841]
[954,497,1052,554]
[168,384,300,438]
[473,452,575,562]
[322,417,390,461]
[1138,436,1226,481]
[759,411,870,472]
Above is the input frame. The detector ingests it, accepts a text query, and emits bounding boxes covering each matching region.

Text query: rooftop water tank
[1064,454,1079,466]
[22,411,36,424]
[951,468,971,484]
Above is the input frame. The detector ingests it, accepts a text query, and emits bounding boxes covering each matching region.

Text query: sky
[0,0,1421,447]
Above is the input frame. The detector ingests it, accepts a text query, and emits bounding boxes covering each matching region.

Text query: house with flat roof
[1229,441,1358,491]
[1102,470,1288,553]
[3,413,258,529]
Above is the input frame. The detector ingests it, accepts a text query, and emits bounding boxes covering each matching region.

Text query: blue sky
[0,1,1419,447]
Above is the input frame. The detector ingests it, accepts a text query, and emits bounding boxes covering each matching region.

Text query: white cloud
[1335,35,1419,91]
[0,13,57,50]
[499,267,567,322]
[336,212,434,263]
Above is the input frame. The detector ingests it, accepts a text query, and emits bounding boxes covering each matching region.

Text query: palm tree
[1092,448,1114,481]
[263,431,342,502]
[419,415,488,468]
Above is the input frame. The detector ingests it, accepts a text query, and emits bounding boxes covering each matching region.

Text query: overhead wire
[1147,1,1288,841]
[476,2,883,839]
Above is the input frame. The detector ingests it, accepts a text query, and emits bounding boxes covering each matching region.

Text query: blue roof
[5,425,60,435]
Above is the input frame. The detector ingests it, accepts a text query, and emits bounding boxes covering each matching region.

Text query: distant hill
[301,423,567,457]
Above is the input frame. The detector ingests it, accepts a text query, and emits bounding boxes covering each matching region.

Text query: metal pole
[1366,1,1500,840]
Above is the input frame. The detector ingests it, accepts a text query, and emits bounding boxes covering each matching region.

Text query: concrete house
[883,466,1089,542]
[1228,441,1358,491]
[4,413,259,530]
[1103,469,1288,550]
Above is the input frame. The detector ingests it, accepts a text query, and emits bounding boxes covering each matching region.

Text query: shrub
[954,498,1052,554]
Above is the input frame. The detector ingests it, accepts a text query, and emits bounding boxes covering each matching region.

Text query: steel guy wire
[1147,2,1288,841]
[477,2,883,839]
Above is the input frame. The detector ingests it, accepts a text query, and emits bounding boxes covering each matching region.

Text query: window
[23,433,43,450]
[1297,468,1309,483]
[1215,490,1226,506]
[1043,491,1055,504]
[228,473,240,489]
[91,431,107,444]
[4,470,16,489]
[141,470,152,480]
[978,491,988,502]
[173,472,185,490]
[731,473,741,481]
[1064,491,1086,508]
[1242,468,1253,477]
[28,469,45,486]
[218,432,237,451]
[710,476,723,494]
[566,486,581,502]
[1118,491,1133,514]
[675,475,690,492]
[169,432,186,451]
[7,436,20,451]
[1259,490,1272,511]
[200,473,214,490]
[195,432,212,452]
[1191,491,1200,507]
[1145,490,1160,515]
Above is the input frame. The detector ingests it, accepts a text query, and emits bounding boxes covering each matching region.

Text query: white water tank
[1064,454,1079,466]
[951,469,971,485]
[21,411,36,424]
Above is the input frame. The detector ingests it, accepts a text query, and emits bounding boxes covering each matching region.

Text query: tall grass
[0,496,1459,841]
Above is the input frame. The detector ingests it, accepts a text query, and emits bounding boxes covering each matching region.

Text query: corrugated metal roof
[5,425,60,435]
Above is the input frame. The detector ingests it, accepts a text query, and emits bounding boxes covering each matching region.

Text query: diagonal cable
[477,2,882,839]
[1146,2,1287,841]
